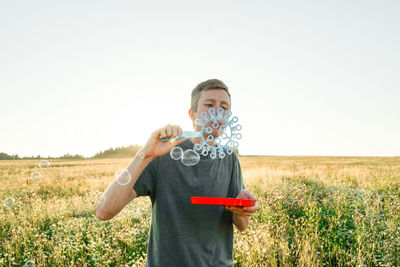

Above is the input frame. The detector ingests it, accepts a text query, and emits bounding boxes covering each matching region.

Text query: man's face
[189,88,231,138]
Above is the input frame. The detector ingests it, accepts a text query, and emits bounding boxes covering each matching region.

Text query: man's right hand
[139,124,187,160]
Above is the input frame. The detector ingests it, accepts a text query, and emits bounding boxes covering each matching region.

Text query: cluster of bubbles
[194,107,242,159]
[169,107,242,165]
[3,160,51,209]
[170,146,200,166]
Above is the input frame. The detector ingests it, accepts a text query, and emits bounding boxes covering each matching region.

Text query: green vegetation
[1,156,399,266]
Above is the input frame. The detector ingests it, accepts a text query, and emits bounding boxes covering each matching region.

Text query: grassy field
[1,156,399,266]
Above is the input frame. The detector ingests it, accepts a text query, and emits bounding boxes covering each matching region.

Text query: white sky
[1,0,399,157]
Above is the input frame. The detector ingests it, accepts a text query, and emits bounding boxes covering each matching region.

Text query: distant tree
[92,145,142,159]
[60,153,85,160]
[0,152,11,160]
[0,153,20,160]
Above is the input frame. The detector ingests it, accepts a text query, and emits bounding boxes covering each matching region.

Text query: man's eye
[205,104,213,107]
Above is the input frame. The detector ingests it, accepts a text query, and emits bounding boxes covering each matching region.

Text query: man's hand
[225,189,258,232]
[96,124,186,221]
[140,124,186,160]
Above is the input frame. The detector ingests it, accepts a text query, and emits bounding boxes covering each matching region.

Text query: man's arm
[95,153,153,220]
[95,124,185,221]
[226,189,258,232]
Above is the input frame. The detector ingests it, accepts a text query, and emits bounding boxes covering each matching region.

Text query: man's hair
[191,79,231,112]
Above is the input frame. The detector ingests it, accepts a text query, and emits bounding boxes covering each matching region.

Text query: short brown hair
[191,79,231,112]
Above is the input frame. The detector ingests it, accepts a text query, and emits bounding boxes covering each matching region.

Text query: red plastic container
[190,197,255,207]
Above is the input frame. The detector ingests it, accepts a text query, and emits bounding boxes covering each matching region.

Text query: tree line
[0,144,239,160]
[0,144,142,160]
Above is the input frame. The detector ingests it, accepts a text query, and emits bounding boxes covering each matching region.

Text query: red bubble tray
[190,197,255,207]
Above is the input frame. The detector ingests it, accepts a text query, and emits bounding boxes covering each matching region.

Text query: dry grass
[1,156,399,266]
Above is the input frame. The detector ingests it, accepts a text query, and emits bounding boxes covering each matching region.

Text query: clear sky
[1,0,399,157]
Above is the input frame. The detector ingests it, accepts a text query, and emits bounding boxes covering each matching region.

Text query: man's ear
[188,109,195,120]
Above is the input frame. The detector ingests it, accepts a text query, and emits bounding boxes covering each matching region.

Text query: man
[96,79,258,266]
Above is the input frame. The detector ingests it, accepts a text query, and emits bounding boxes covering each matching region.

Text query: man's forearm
[233,214,250,232]
[96,153,153,220]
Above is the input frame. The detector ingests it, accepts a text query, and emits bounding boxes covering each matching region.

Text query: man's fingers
[226,203,258,216]
[171,126,179,137]
[171,125,183,138]
[159,128,167,139]
[159,125,184,140]
[177,126,183,137]
[165,125,173,137]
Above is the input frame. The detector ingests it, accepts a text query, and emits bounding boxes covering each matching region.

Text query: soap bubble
[224,110,232,120]
[30,172,42,183]
[115,169,131,186]
[24,260,35,267]
[200,112,208,120]
[95,191,103,198]
[3,197,15,208]
[170,147,183,160]
[181,149,200,166]
[39,160,50,168]
[210,151,217,160]
[95,192,106,205]
[193,143,202,152]
[234,124,242,131]
[194,118,204,126]
[234,133,242,140]
[201,149,209,156]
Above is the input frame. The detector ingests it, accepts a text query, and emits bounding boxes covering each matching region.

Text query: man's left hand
[225,189,258,217]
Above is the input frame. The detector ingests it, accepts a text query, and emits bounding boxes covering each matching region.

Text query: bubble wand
[163,107,242,165]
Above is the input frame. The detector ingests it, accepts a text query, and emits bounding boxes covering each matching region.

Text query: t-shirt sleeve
[133,159,157,197]
[228,153,245,198]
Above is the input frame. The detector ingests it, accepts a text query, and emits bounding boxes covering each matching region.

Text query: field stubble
[1,156,399,266]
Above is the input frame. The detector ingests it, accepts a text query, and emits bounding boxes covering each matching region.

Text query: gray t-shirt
[133,139,244,267]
